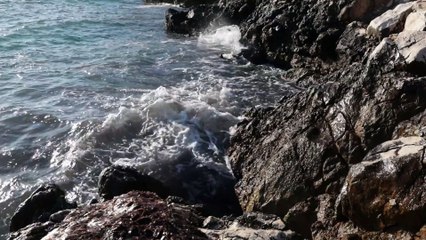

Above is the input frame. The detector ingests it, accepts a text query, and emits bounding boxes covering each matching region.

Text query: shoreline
[8,0,426,239]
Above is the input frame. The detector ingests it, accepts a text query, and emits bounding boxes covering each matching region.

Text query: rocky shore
[8,0,426,239]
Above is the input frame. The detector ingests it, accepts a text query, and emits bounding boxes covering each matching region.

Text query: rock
[394,30,426,74]
[337,137,426,231]
[283,198,317,239]
[229,22,426,236]
[165,5,221,35]
[338,0,394,23]
[336,22,372,62]
[8,221,55,240]
[48,210,72,224]
[98,165,169,201]
[200,212,300,240]
[42,191,208,239]
[312,221,417,240]
[9,184,76,232]
[404,11,426,31]
[367,1,414,37]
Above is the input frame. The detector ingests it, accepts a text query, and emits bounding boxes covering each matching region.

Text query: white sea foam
[198,25,245,54]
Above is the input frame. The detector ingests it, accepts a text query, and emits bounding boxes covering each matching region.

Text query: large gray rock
[395,30,426,74]
[367,1,415,37]
[337,137,426,230]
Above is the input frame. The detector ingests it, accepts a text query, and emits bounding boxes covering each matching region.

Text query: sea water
[0,0,291,236]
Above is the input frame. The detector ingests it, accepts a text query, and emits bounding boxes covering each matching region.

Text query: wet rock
[200,212,300,240]
[229,22,426,236]
[9,184,76,232]
[98,165,169,201]
[367,1,414,37]
[404,11,426,31]
[42,191,208,239]
[8,221,55,240]
[165,6,221,35]
[394,30,426,74]
[337,137,426,231]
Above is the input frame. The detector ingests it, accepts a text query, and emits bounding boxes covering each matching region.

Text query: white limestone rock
[404,11,426,31]
[367,1,415,37]
[395,30,426,72]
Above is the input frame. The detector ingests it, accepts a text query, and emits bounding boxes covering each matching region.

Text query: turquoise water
[0,0,289,236]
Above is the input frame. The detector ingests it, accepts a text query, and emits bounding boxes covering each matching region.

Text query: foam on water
[0,0,293,235]
[198,25,245,54]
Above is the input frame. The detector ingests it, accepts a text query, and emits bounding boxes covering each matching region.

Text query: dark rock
[228,13,426,237]
[9,184,76,232]
[98,165,169,201]
[165,5,221,35]
[283,198,317,239]
[48,210,72,223]
[40,191,208,239]
[8,221,55,240]
[337,137,426,231]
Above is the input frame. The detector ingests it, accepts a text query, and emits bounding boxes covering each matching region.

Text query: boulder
[337,137,426,231]
[9,184,76,232]
[395,30,426,74]
[367,1,414,37]
[42,191,208,239]
[98,165,169,201]
[404,11,426,31]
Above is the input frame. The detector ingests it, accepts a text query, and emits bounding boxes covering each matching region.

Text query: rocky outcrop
[9,184,76,232]
[366,1,414,37]
[337,137,426,231]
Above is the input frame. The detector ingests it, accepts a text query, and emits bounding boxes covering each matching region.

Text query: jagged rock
[394,30,426,74]
[338,0,394,23]
[337,137,426,231]
[8,222,55,240]
[9,184,76,232]
[165,5,220,35]
[367,1,414,37]
[404,11,426,31]
[200,212,300,240]
[98,165,169,201]
[229,21,426,237]
[336,21,372,62]
[283,198,317,239]
[42,191,208,239]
